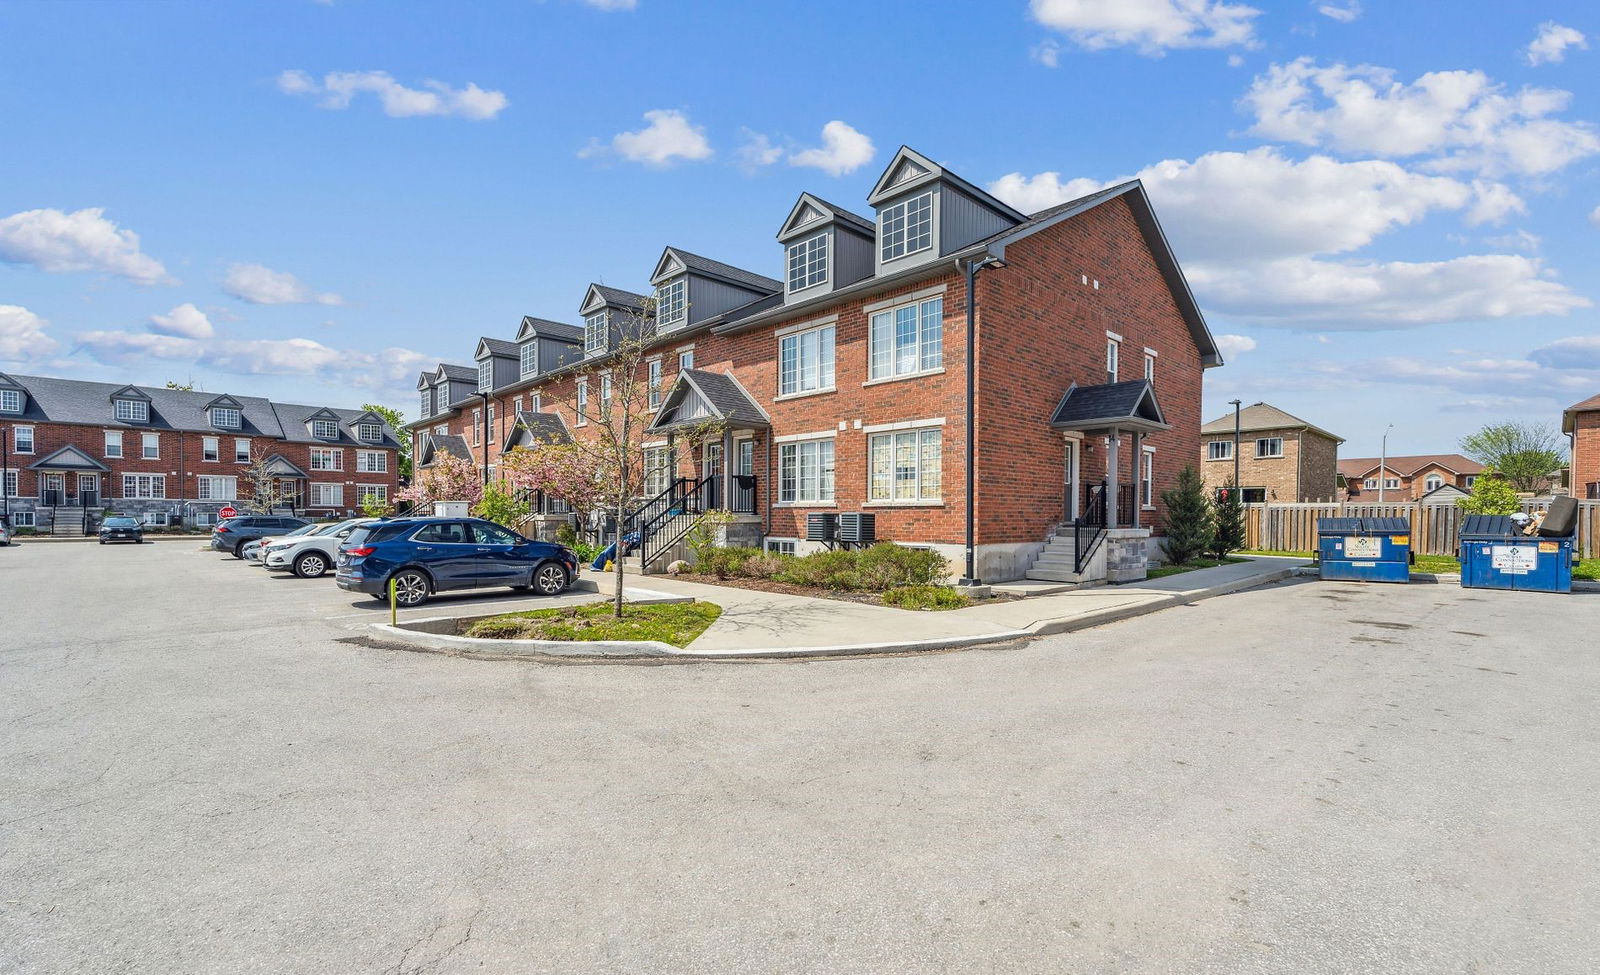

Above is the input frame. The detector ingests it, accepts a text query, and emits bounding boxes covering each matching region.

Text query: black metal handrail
[1074,481,1109,574]
[639,475,715,568]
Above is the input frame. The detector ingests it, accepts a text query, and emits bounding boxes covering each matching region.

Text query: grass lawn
[463,601,721,647]
[1412,554,1460,575]
[1146,556,1248,579]
[1575,559,1599,581]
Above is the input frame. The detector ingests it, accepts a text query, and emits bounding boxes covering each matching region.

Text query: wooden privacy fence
[1244,501,1600,558]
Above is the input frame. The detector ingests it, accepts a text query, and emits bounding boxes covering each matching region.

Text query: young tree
[361,403,412,482]
[395,453,483,509]
[472,482,530,528]
[1160,465,1214,566]
[1459,421,1564,493]
[241,451,301,514]
[1210,480,1246,560]
[1457,468,1521,515]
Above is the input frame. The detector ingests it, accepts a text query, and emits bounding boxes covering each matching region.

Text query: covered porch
[28,446,110,508]
[645,369,768,517]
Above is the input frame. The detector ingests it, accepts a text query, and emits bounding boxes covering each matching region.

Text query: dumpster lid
[1317,516,1410,535]
[1318,517,1364,535]
[1460,514,1520,539]
[1363,517,1411,534]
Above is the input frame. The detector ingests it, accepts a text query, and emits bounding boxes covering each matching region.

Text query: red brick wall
[1574,411,1600,498]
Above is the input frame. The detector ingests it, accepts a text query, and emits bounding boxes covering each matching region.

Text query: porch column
[721,427,733,510]
[1130,431,1143,529]
[1106,426,1120,529]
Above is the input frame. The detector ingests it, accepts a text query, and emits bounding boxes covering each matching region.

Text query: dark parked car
[98,516,144,544]
[335,517,579,607]
[211,515,311,558]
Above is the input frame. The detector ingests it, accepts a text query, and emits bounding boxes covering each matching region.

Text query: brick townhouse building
[1564,394,1600,499]
[1199,402,1342,503]
[0,372,401,532]
[405,146,1222,582]
[1339,453,1484,501]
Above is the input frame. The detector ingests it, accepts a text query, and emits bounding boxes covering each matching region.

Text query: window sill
[773,501,837,508]
[862,368,945,388]
[862,500,945,508]
[773,388,837,403]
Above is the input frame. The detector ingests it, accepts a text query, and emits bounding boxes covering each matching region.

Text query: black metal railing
[1075,481,1109,575]
[731,474,757,514]
[1117,484,1136,528]
[638,475,716,569]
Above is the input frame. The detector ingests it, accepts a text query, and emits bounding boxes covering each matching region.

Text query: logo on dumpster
[1490,545,1536,574]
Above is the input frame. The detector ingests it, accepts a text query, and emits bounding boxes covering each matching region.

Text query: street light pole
[958,252,1007,587]
[1379,423,1394,502]
[1229,399,1242,493]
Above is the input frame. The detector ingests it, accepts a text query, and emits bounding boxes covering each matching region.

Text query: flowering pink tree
[395,453,483,510]
[500,442,609,515]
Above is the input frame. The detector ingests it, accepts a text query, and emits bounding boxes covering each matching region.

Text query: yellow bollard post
[389,576,397,626]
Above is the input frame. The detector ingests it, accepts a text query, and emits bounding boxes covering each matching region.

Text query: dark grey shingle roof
[669,249,783,294]
[438,363,477,383]
[419,433,473,467]
[260,454,309,478]
[1050,379,1167,431]
[803,196,875,234]
[591,285,649,310]
[518,317,583,343]
[28,444,111,472]
[272,403,401,448]
[506,411,572,448]
[686,370,768,427]
[7,374,286,437]
[477,337,518,358]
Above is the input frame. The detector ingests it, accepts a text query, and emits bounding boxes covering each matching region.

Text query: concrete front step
[1024,567,1091,583]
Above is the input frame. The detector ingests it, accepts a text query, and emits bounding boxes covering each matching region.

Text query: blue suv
[335,517,580,607]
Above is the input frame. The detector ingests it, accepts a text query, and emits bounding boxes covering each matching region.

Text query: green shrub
[738,553,789,579]
[881,585,970,611]
[699,545,761,579]
[775,548,861,589]
[1457,470,1520,515]
[855,543,948,589]
[555,523,579,547]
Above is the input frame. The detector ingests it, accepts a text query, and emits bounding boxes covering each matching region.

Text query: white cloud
[0,305,59,362]
[1525,22,1587,66]
[1031,38,1062,67]
[580,0,636,9]
[148,303,214,339]
[1030,0,1261,55]
[1589,204,1600,228]
[584,109,713,166]
[1316,1,1360,23]
[987,172,1104,214]
[1241,58,1600,176]
[277,70,508,120]
[0,207,171,285]
[222,263,343,306]
[1215,333,1257,357]
[735,129,783,170]
[1529,335,1600,371]
[787,121,876,177]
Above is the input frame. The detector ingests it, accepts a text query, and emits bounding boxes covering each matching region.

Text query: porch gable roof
[647,369,769,433]
[259,453,310,478]
[27,444,112,472]
[1050,379,1170,434]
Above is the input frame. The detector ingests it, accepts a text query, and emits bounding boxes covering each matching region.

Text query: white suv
[262,518,375,578]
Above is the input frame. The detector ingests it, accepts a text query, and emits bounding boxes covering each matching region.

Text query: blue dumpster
[1458,515,1574,593]
[1318,516,1412,583]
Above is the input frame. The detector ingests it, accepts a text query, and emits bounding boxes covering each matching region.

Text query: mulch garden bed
[667,573,1020,607]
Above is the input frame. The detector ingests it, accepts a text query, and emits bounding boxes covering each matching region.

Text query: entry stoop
[1024,528,1107,584]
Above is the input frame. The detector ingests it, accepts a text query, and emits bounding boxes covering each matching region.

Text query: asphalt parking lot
[3,541,1598,974]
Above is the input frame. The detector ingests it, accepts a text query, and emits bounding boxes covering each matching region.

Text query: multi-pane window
[9,510,34,527]
[869,429,942,502]
[114,398,147,422]
[648,359,663,410]
[122,474,166,499]
[1255,437,1283,459]
[1207,441,1233,461]
[141,433,158,459]
[519,341,538,378]
[234,438,251,463]
[1144,352,1156,381]
[420,389,432,418]
[576,380,588,426]
[679,349,694,370]
[787,234,828,291]
[1106,338,1120,383]
[601,374,613,406]
[1424,474,1443,492]
[311,483,344,507]
[202,436,220,462]
[104,431,123,458]
[779,324,835,395]
[312,419,339,440]
[14,426,33,453]
[868,296,943,380]
[1363,478,1378,490]
[529,394,541,413]
[471,409,482,445]
[197,476,237,501]
[765,539,797,557]
[3,469,17,497]
[1141,450,1155,507]
[1383,477,1400,490]
[357,422,381,443]
[357,451,388,473]
[309,448,343,471]
[584,311,608,354]
[778,439,835,504]
[643,445,673,497]
[211,407,241,428]
[0,389,21,413]
[358,484,389,504]
[477,360,493,392]
[656,279,686,328]
[879,191,933,262]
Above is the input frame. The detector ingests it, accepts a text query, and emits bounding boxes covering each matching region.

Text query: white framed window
[1207,440,1233,461]
[1465,475,1477,488]
[202,436,220,462]
[869,295,942,381]
[868,429,942,502]
[1106,337,1120,383]
[1383,477,1400,490]
[357,484,389,504]
[477,359,493,392]
[196,475,237,501]
[787,233,828,291]
[488,403,496,430]
[357,450,388,473]
[3,469,18,497]
[656,279,687,328]
[1255,437,1283,459]
[433,424,447,435]
[520,342,538,378]
[141,432,158,459]
[600,374,613,406]
[14,426,33,454]
[1144,351,1156,381]
[114,399,147,423]
[312,419,339,440]
[211,407,241,429]
[1424,474,1443,492]
[104,431,123,458]
[10,510,35,527]
[779,323,835,396]
[576,380,588,426]
[529,393,541,413]
[309,448,343,471]
[513,396,524,415]
[122,473,166,499]
[1363,477,1378,490]
[0,389,22,413]
[584,311,608,354]
[140,511,169,527]
[471,409,482,445]
[643,445,673,497]
[1141,447,1156,509]
[357,422,381,443]
[648,358,663,410]
[879,191,933,262]
[420,389,432,418]
[311,483,344,507]
[678,349,694,371]
[234,438,251,463]
[778,438,835,504]
[764,538,797,557]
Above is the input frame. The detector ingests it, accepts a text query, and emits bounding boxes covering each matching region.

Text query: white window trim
[114,399,148,423]
[575,380,588,426]
[776,320,836,399]
[863,284,946,314]
[234,438,251,464]
[310,482,344,507]
[1105,330,1124,342]
[866,426,944,506]
[1141,445,1157,510]
[520,342,538,378]
[309,448,344,472]
[1255,437,1284,459]
[140,432,158,459]
[786,233,829,293]
[861,417,946,434]
[774,429,837,444]
[878,190,935,263]
[775,437,835,506]
[1206,440,1234,461]
[104,430,123,458]
[656,278,687,328]
[202,436,220,463]
[0,389,21,414]
[584,311,608,354]
[867,292,945,383]
[763,537,799,556]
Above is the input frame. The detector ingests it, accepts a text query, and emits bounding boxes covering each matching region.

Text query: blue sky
[1,0,1597,456]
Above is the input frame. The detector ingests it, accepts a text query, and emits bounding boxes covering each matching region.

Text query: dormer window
[211,407,241,429]
[584,311,608,354]
[477,360,493,392]
[358,422,381,443]
[114,399,148,423]
[312,419,339,440]
[656,279,686,329]
[520,342,538,378]
[879,192,933,262]
[0,390,20,414]
[420,388,432,418]
[787,234,828,292]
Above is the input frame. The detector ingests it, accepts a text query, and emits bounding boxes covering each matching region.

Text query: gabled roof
[778,193,875,239]
[27,444,111,472]
[866,146,1027,222]
[502,411,573,452]
[435,363,477,384]
[272,403,400,447]
[0,372,23,391]
[416,433,473,468]
[1050,379,1170,434]
[415,371,435,391]
[515,316,583,344]
[1201,402,1343,442]
[1562,392,1600,432]
[648,369,769,432]
[304,407,340,421]
[4,375,287,437]
[650,247,782,293]
[107,384,151,402]
[202,393,243,411]
[475,337,518,360]
[1419,483,1470,503]
[1338,454,1485,479]
[259,453,309,478]
[581,283,649,314]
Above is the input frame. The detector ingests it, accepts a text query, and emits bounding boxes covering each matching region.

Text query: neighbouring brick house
[405,146,1223,582]
[1563,394,1600,499]
[0,373,401,531]
[1338,454,1484,502]
[1199,402,1342,503]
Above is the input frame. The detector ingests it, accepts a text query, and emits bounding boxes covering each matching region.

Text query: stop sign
[218,505,237,519]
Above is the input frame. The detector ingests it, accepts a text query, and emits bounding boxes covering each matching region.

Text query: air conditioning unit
[806,512,837,543]
[837,512,876,546]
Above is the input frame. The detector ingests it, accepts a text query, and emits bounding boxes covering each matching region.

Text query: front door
[734,438,755,513]
[1063,440,1078,523]
[703,442,723,508]
[78,474,99,507]
[43,474,64,507]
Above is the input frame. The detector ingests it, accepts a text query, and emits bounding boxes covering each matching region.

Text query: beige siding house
[1200,403,1343,503]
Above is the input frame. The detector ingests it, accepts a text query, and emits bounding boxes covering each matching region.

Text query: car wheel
[294,552,328,579]
[389,570,430,607]
[233,540,248,559]
[98,539,105,545]
[533,562,569,596]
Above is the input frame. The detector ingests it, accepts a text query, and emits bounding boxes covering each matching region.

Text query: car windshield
[104,517,139,528]
[319,519,364,536]
[283,523,321,537]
